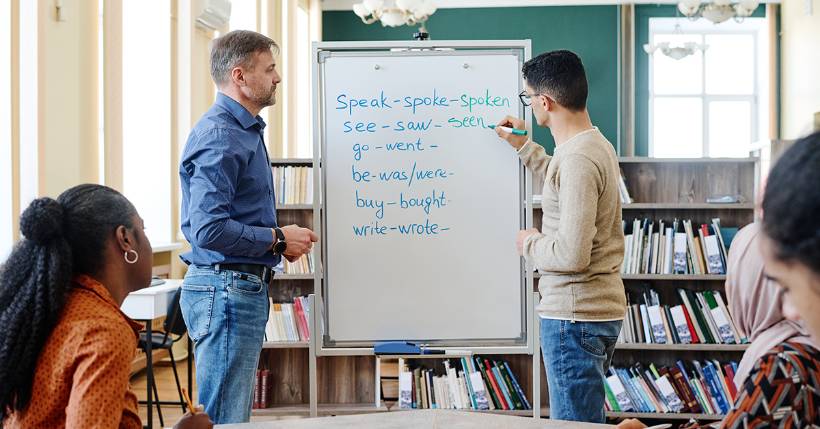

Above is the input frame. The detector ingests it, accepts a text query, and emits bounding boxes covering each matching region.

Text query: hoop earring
[124,249,139,264]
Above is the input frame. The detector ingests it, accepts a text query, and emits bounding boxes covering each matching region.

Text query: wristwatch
[273,227,287,255]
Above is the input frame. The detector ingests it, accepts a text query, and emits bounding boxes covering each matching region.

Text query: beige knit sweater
[518,128,626,321]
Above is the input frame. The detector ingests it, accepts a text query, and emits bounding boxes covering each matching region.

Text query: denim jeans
[540,318,622,423]
[179,265,269,424]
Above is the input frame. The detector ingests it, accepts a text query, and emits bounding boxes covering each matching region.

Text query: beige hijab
[726,222,819,388]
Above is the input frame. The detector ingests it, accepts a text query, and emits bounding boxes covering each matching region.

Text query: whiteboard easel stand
[308,39,540,418]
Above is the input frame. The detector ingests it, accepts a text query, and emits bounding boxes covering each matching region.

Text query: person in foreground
[0,184,212,429]
[495,50,626,423]
[618,131,820,428]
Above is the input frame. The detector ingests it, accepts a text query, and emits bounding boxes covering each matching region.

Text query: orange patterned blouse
[4,274,143,429]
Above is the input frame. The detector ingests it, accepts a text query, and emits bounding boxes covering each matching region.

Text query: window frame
[648,17,767,158]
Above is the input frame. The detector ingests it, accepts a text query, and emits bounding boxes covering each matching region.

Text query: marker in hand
[487,124,528,136]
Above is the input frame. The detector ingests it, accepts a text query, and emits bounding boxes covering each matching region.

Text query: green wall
[323,6,619,154]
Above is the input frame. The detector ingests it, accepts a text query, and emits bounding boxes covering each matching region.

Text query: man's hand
[280,224,319,259]
[495,115,529,150]
[615,419,647,429]
[173,405,213,429]
[516,228,540,256]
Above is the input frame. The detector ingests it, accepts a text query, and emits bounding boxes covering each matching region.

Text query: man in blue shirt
[179,30,317,423]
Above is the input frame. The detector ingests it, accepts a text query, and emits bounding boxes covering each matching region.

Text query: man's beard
[252,86,276,108]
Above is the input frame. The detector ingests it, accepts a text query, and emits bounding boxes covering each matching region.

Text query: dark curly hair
[0,184,137,419]
[762,131,820,275]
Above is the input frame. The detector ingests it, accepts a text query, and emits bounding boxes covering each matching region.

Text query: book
[670,305,692,344]
[714,291,746,343]
[399,371,413,409]
[260,369,269,408]
[703,291,737,344]
[607,371,634,411]
[503,360,531,410]
[475,358,502,409]
[673,232,688,274]
[704,234,725,274]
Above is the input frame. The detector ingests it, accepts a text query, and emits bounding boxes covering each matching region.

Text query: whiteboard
[314,41,531,348]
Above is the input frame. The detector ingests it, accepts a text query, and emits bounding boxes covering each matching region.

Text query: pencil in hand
[181,387,196,414]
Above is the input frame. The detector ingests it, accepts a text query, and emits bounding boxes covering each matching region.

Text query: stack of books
[272,166,313,205]
[252,369,270,409]
[621,218,729,275]
[264,296,311,343]
[605,359,738,415]
[398,356,530,411]
[619,288,747,345]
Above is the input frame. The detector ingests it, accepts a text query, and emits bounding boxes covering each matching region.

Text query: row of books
[620,288,747,345]
[621,218,729,275]
[252,369,271,409]
[275,252,315,275]
[264,296,311,343]
[605,359,738,415]
[618,169,633,204]
[397,357,531,411]
[272,166,313,205]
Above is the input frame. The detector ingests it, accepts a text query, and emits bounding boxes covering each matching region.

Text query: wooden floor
[131,358,195,428]
[131,359,302,428]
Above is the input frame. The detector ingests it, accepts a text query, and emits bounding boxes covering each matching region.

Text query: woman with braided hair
[0,184,211,428]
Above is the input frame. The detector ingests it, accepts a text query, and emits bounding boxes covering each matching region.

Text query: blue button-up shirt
[179,93,279,267]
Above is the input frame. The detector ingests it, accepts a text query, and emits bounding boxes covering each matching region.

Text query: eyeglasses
[518,90,549,107]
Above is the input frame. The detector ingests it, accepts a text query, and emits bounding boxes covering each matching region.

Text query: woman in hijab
[724,222,818,388]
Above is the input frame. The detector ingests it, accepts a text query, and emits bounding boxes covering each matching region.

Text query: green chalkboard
[323,6,619,154]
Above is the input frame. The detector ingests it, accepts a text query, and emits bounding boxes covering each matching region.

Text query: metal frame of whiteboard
[311,40,533,354]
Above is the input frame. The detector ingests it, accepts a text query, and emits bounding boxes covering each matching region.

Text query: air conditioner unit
[196,0,231,31]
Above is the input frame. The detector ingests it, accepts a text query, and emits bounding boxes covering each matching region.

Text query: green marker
[488,124,528,136]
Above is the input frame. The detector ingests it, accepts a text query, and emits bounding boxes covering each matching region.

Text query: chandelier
[677,0,760,24]
[353,0,437,32]
[643,22,708,60]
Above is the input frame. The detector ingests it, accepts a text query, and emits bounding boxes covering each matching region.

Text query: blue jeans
[540,318,622,423]
[179,265,269,424]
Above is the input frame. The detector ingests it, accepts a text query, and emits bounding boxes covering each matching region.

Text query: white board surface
[317,44,530,346]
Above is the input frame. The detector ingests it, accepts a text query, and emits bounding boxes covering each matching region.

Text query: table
[122,279,190,429]
[215,410,613,428]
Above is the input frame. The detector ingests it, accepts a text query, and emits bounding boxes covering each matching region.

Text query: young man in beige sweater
[496,50,626,423]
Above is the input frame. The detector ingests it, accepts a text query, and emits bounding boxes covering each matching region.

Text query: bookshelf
[253,156,758,423]
[603,157,757,422]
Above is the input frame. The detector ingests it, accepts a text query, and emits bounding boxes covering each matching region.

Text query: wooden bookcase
[603,157,757,422]
[254,156,758,423]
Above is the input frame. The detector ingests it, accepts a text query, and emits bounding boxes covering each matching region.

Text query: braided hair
[762,131,820,276]
[0,184,138,419]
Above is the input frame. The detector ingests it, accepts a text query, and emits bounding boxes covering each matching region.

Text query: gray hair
[210,30,279,86]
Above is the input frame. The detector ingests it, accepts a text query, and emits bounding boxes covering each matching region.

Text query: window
[0,0,12,259]
[18,0,37,221]
[294,3,311,158]
[648,18,768,158]
[229,0,258,31]
[122,0,172,244]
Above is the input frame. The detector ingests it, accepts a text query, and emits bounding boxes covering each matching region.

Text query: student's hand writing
[495,115,528,150]
[173,405,214,429]
[516,228,540,255]
[281,224,319,259]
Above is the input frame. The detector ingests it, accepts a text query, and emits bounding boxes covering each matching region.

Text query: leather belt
[215,263,274,283]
